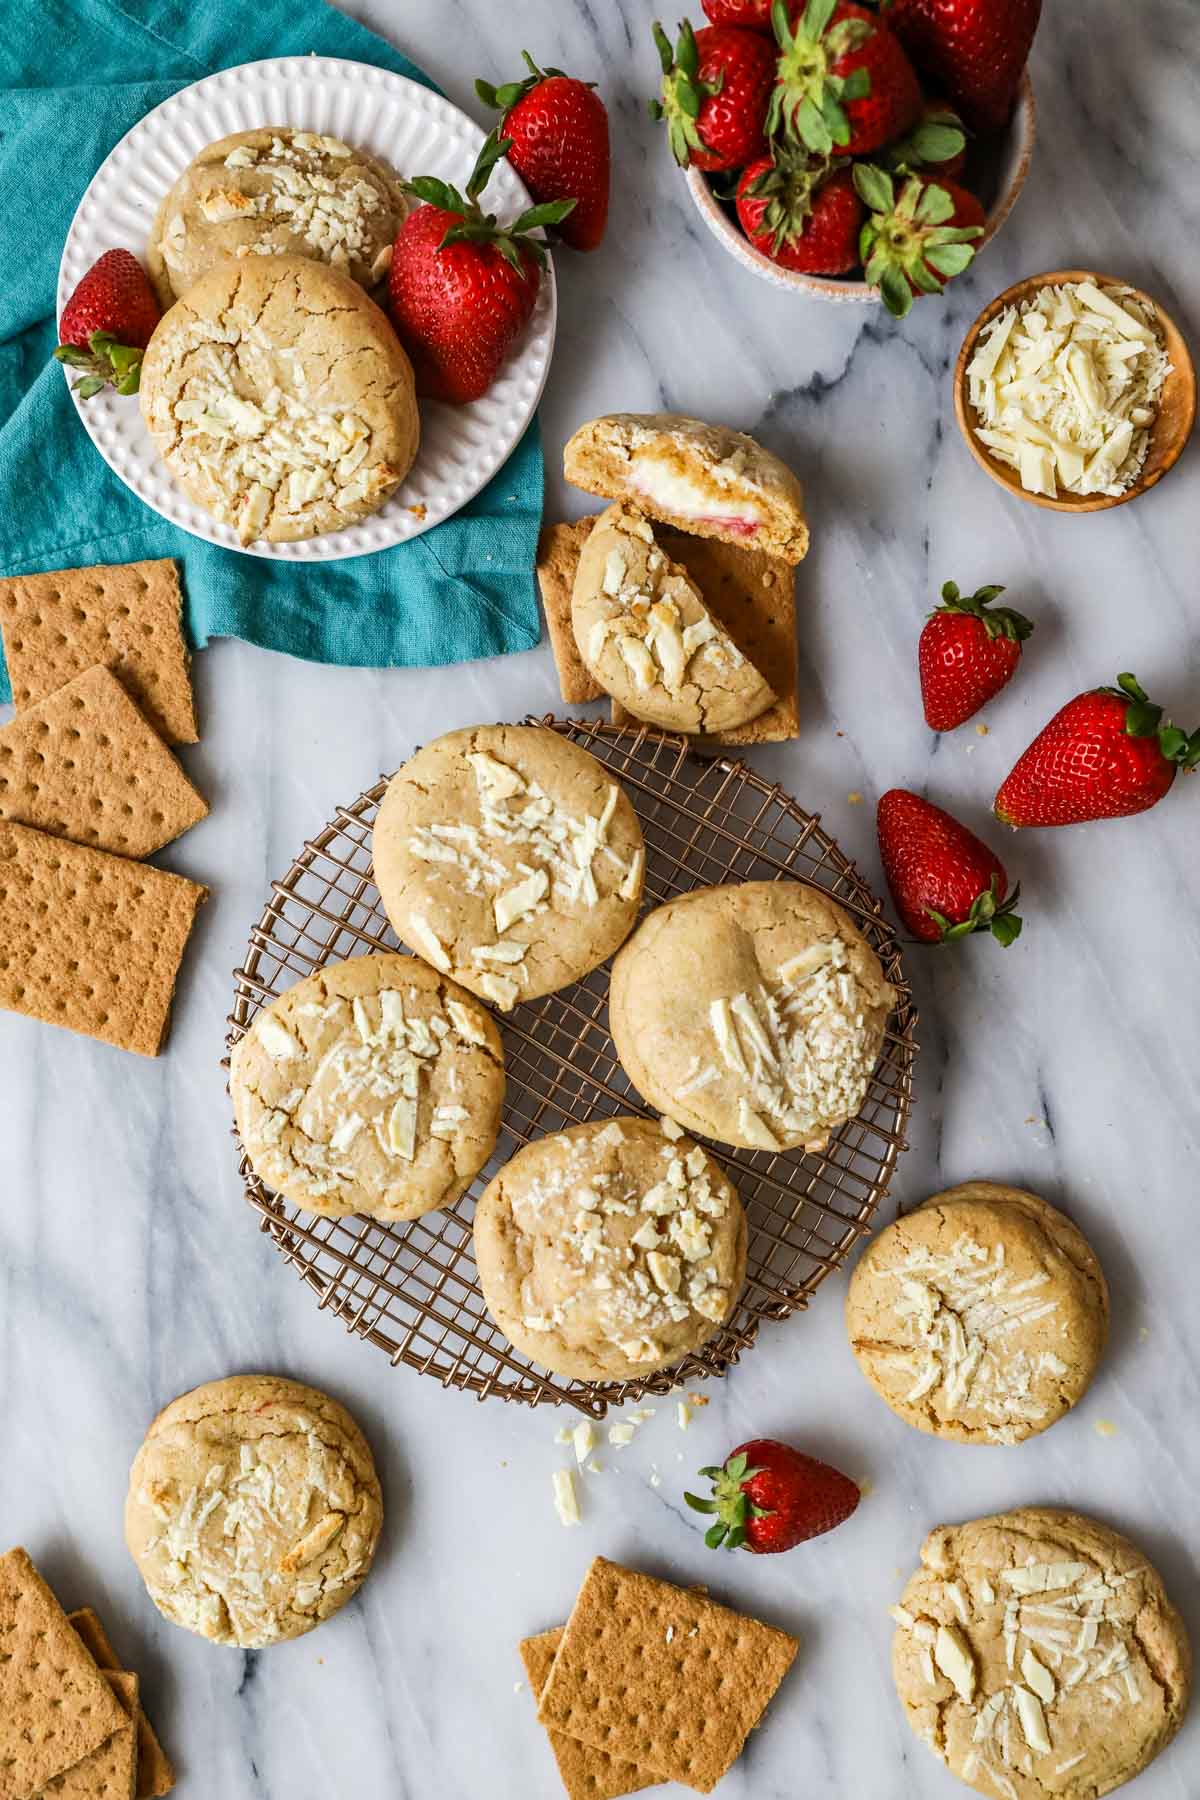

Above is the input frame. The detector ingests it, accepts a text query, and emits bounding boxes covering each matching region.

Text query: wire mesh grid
[226,716,918,1417]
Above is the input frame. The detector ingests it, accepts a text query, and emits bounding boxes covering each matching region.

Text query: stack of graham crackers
[0,559,208,1057]
[520,1557,799,1796]
[537,519,801,748]
[0,1548,173,1799]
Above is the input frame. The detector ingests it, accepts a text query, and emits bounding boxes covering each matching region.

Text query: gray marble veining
[1,0,1197,1793]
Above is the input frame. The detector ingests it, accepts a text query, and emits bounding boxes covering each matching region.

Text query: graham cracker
[520,1629,657,1800]
[69,1612,174,1798]
[536,521,604,705]
[537,1558,799,1795]
[0,1547,126,1800]
[537,517,799,744]
[0,667,207,859]
[0,560,197,745]
[40,1673,138,1800]
[0,822,207,1057]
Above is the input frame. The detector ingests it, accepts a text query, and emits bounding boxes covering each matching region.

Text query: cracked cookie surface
[474,1117,747,1380]
[892,1507,1191,1800]
[610,880,896,1153]
[140,256,418,543]
[229,952,504,1221]
[148,127,408,305]
[572,503,775,734]
[372,725,645,1011]
[564,412,809,563]
[125,1374,383,1649]
[847,1182,1109,1445]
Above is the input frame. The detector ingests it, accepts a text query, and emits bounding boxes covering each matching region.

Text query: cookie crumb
[1094,1419,1117,1438]
[847,791,864,805]
[975,722,989,736]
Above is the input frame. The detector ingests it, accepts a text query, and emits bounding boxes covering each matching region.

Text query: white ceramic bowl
[686,71,1036,304]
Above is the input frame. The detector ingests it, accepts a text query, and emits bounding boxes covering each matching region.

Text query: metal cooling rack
[226,717,918,1417]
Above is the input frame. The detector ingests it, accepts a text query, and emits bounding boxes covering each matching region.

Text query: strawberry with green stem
[388,128,573,404]
[877,788,1023,946]
[853,162,984,317]
[475,52,610,252]
[880,98,968,179]
[651,18,775,171]
[768,0,922,158]
[686,1440,860,1554]
[54,249,161,398]
[919,579,1033,730]
[995,674,1200,827]
[735,151,863,274]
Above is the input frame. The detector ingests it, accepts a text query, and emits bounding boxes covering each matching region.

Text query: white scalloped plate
[57,56,556,562]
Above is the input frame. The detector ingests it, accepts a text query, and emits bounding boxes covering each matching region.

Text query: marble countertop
[2,0,1197,1794]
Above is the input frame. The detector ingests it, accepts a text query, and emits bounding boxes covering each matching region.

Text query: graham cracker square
[69,1612,174,1798]
[0,821,207,1056]
[0,1547,126,1800]
[0,666,207,859]
[40,1672,138,1800]
[520,1628,657,1800]
[537,1558,799,1794]
[0,560,197,745]
[536,517,799,744]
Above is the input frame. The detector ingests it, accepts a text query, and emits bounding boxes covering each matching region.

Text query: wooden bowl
[954,268,1197,512]
[686,71,1036,304]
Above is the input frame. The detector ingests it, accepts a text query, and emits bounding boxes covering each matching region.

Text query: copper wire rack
[226,716,918,1417]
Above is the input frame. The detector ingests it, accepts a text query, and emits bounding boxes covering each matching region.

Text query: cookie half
[372,725,645,1010]
[892,1507,1191,1800]
[572,503,775,733]
[610,880,896,1153]
[125,1374,383,1648]
[229,952,504,1221]
[474,1117,747,1381]
[148,127,408,305]
[140,256,418,543]
[847,1181,1109,1444]
[564,412,809,563]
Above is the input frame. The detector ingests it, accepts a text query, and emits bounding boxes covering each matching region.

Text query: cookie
[140,257,419,544]
[520,1627,657,1800]
[538,516,801,745]
[847,1181,1110,1444]
[69,1610,175,1798]
[148,127,407,306]
[610,881,896,1154]
[0,666,207,858]
[0,559,197,744]
[229,952,505,1221]
[125,1374,383,1650]
[538,1556,799,1794]
[473,1117,746,1381]
[572,504,775,734]
[892,1508,1192,1799]
[0,1546,128,1800]
[372,725,644,1011]
[0,821,207,1056]
[564,412,809,563]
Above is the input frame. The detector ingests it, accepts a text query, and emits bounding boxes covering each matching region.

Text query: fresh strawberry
[880,96,968,179]
[650,20,775,171]
[852,164,984,317]
[877,788,1022,945]
[736,153,863,274]
[53,249,161,399]
[389,130,572,404]
[702,0,775,26]
[919,579,1032,731]
[686,1439,860,1554]
[769,0,922,158]
[995,675,1200,828]
[475,54,610,252]
[884,0,1041,133]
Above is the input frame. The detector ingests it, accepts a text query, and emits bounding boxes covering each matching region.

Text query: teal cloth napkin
[0,0,543,703]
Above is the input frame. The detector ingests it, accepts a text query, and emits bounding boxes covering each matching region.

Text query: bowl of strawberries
[654,0,1038,318]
